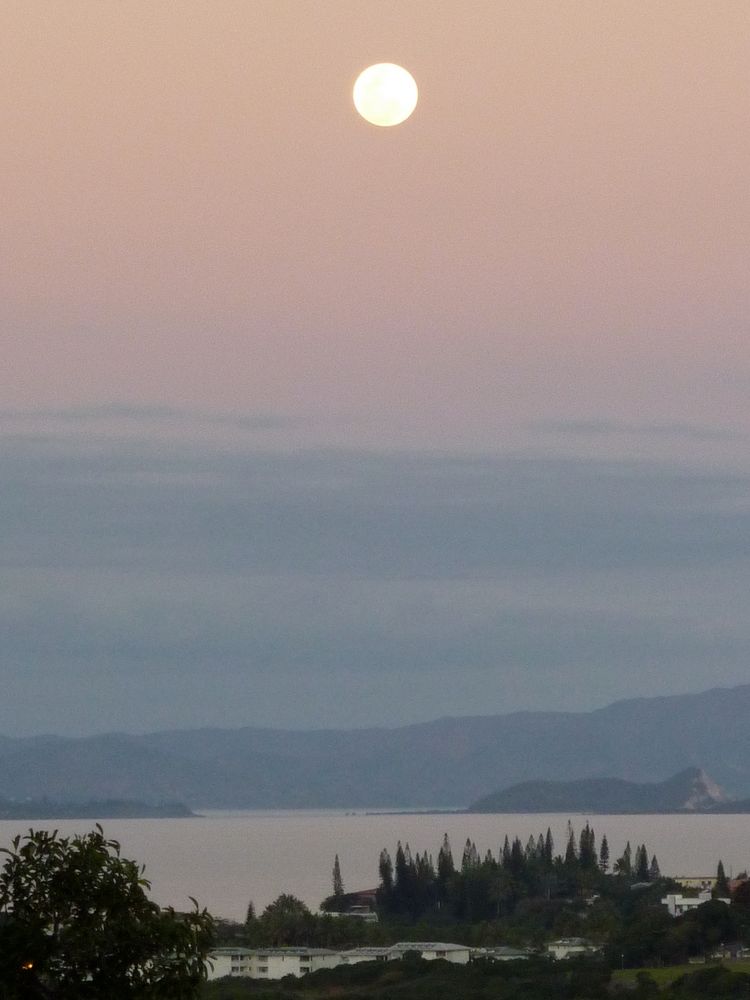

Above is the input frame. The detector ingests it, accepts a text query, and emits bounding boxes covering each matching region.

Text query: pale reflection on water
[1,811,748,921]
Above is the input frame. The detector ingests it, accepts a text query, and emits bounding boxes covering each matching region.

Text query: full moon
[353,64,418,127]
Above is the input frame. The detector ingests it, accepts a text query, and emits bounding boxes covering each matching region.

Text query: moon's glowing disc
[353,63,418,127]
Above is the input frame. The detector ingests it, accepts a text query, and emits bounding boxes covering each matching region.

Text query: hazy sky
[2,2,749,735]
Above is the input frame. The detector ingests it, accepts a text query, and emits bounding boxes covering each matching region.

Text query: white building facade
[207,942,471,981]
[661,890,730,917]
[546,938,599,960]
[207,947,340,981]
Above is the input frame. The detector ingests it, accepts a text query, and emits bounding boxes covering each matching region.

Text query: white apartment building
[207,947,340,981]
[337,947,391,966]
[207,941,471,980]
[661,890,730,917]
[473,945,533,962]
[207,948,253,979]
[387,942,471,964]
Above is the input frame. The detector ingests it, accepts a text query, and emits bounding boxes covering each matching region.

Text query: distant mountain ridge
[0,684,749,809]
[468,767,749,813]
[0,797,194,820]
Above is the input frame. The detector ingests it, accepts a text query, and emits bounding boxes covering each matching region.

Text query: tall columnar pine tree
[332,854,344,898]
[544,828,554,867]
[715,860,731,897]
[394,842,407,886]
[378,848,393,893]
[502,835,511,867]
[599,834,610,873]
[615,841,632,877]
[437,833,454,886]
[565,822,578,865]
[649,854,661,880]
[509,837,525,878]
[579,823,597,869]
[634,844,650,881]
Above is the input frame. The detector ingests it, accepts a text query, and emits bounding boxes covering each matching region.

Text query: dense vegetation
[210,823,750,999]
[202,955,750,1000]
[0,827,214,999]
[231,825,675,951]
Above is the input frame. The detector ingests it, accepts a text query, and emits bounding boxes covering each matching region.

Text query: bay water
[1,811,748,922]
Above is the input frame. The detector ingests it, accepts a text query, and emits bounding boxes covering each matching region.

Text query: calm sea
[1,811,748,922]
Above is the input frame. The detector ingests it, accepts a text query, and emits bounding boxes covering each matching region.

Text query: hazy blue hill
[0,797,194,819]
[468,767,734,813]
[0,684,748,808]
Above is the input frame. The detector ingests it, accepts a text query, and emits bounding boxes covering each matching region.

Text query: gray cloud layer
[2,414,749,735]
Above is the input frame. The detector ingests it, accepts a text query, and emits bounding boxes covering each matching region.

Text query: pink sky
[2,0,749,453]
[3,3,750,734]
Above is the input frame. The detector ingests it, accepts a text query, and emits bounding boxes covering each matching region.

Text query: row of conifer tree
[365,823,660,921]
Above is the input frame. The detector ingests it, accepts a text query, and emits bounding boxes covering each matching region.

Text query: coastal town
[205,839,750,987]
[207,939,591,981]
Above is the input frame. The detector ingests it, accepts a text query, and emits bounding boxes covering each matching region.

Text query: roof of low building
[389,942,469,952]
[479,946,532,956]
[210,947,254,956]
[211,947,337,957]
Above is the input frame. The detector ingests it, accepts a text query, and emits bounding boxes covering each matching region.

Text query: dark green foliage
[624,971,659,999]
[0,826,214,999]
[221,827,745,985]
[245,896,374,950]
[730,879,750,941]
[249,896,314,947]
[201,955,612,1000]
[372,825,662,931]
[666,964,750,999]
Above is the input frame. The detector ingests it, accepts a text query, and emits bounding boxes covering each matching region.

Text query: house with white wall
[473,945,533,962]
[207,941,471,980]
[207,948,253,979]
[662,890,730,917]
[338,947,391,965]
[388,942,471,964]
[206,947,340,981]
[547,938,599,960]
